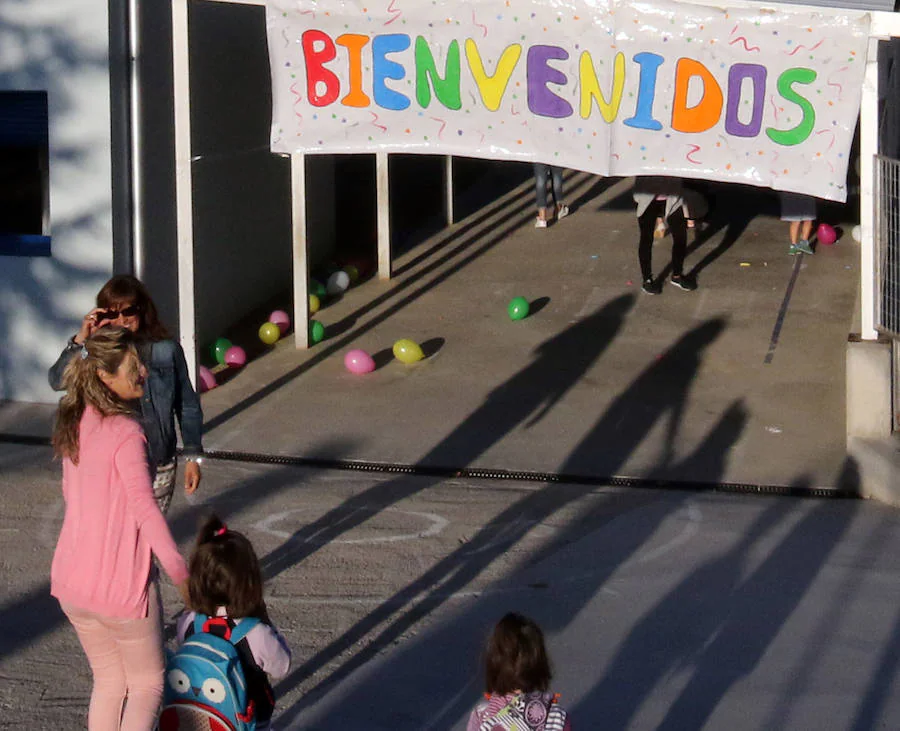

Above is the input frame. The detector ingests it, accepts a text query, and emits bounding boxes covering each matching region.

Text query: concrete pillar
[846,337,893,441]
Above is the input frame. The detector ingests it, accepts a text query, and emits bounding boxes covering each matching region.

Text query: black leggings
[638,200,687,281]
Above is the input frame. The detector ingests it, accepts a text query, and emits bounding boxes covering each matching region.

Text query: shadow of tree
[258,294,635,583]
[0,9,113,401]
[0,294,630,665]
[0,438,361,663]
[271,317,736,727]
[575,458,860,729]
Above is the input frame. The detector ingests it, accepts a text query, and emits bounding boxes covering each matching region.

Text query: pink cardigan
[51,406,189,619]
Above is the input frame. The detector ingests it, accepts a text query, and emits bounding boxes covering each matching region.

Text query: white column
[172,0,197,385]
[291,154,310,348]
[376,151,391,279]
[443,155,454,226]
[860,37,880,341]
[129,0,144,279]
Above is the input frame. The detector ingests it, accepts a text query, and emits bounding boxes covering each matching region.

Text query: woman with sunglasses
[49,275,204,513]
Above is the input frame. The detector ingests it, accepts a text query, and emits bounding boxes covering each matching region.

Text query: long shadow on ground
[273,316,737,727]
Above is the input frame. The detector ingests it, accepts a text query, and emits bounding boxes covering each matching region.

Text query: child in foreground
[467,612,572,731]
[166,515,291,730]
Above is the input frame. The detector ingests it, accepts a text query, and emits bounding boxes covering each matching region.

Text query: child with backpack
[467,612,572,731]
[160,515,291,731]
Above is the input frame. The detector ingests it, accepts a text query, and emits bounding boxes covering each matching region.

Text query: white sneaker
[535,217,548,229]
[556,204,570,220]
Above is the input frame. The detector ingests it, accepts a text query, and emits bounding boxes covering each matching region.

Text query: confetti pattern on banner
[265,0,869,201]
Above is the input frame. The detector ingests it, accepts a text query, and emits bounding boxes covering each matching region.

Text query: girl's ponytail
[196,513,229,546]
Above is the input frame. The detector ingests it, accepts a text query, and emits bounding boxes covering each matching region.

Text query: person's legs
[551,166,569,221]
[781,193,815,255]
[550,165,563,211]
[533,164,550,225]
[801,219,814,241]
[669,207,688,276]
[793,220,815,254]
[114,582,165,731]
[638,202,660,289]
[668,207,697,291]
[62,605,128,731]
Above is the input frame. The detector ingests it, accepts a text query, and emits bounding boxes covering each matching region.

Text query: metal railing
[875,154,900,338]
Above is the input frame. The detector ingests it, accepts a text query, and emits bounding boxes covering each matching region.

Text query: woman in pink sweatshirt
[51,326,190,731]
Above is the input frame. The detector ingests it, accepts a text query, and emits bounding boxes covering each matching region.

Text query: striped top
[467,691,571,731]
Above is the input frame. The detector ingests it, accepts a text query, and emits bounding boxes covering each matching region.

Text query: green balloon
[212,337,232,365]
[310,279,327,299]
[507,297,530,321]
[309,319,326,344]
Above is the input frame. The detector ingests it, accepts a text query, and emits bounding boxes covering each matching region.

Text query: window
[0,91,50,256]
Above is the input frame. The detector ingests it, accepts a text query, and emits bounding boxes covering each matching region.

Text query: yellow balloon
[309,293,320,314]
[259,322,281,345]
[392,338,424,364]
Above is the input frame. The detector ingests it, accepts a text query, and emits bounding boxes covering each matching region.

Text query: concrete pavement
[0,172,860,489]
[2,445,900,729]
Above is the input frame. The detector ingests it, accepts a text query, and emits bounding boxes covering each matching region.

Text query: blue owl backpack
[159,614,263,731]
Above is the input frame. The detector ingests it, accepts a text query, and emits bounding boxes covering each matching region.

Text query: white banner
[266,0,870,201]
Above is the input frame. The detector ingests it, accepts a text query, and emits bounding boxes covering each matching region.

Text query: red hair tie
[214,525,227,537]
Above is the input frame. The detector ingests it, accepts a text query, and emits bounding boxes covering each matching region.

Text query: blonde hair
[52,327,139,464]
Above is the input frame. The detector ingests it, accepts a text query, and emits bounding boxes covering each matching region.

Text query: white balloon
[852,224,861,242]
[327,270,350,294]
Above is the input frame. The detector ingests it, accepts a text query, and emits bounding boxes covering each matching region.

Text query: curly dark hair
[483,612,553,695]
[188,514,265,619]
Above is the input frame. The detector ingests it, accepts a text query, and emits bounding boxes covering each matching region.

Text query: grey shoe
[795,239,814,255]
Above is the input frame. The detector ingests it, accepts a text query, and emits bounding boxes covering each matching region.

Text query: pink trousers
[60,582,164,731]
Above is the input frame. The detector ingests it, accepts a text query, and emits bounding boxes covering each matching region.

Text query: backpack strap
[188,613,207,638]
[227,617,261,645]
[187,613,260,646]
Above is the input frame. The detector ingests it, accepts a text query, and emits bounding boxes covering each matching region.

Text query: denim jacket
[48,337,203,468]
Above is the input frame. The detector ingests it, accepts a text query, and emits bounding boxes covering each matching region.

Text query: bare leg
[801,219,814,241]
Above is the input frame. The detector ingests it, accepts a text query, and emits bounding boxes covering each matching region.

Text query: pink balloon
[197,366,217,393]
[817,223,837,246]
[224,345,247,368]
[344,349,375,375]
[269,309,291,335]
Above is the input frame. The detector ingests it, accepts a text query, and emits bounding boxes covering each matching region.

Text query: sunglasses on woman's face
[99,305,140,321]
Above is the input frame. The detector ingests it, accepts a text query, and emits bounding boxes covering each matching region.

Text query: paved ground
[3,444,900,730]
[0,173,859,489]
[0,172,880,729]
